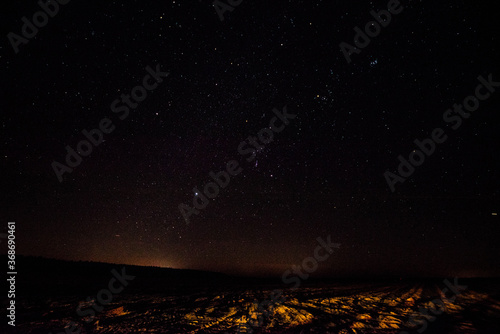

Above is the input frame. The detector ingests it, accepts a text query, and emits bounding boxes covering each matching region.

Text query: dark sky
[2,0,499,278]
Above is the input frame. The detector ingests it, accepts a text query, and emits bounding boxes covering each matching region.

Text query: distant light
[493,213,498,216]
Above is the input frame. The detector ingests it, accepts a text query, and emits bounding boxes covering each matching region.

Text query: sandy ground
[11,281,500,333]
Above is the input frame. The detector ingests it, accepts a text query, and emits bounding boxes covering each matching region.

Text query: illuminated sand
[16,282,500,333]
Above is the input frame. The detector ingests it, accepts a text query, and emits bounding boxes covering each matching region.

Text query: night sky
[2,0,500,278]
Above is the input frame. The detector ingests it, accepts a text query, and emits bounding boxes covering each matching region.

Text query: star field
[2,0,499,278]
